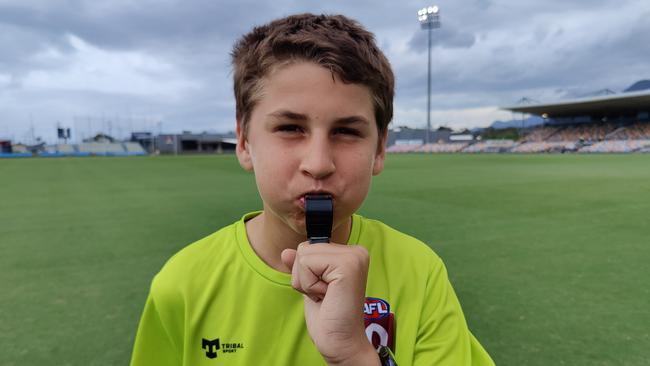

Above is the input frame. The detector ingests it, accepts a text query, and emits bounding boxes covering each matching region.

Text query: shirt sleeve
[413,257,495,366]
[130,291,182,366]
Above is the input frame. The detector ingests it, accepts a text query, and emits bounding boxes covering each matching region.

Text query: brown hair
[231,13,394,136]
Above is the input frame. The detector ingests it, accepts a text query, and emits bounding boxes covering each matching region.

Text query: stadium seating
[524,126,560,142]
[33,142,148,157]
[605,122,650,140]
[386,142,470,153]
[512,121,650,153]
[511,141,578,153]
[78,142,128,156]
[40,144,79,157]
[579,139,650,153]
[386,144,421,153]
[462,140,517,153]
[545,123,615,143]
[56,144,76,154]
[384,121,650,154]
[123,142,147,155]
[417,142,469,153]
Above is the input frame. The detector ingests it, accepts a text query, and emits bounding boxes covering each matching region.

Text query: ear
[372,128,388,176]
[235,119,254,171]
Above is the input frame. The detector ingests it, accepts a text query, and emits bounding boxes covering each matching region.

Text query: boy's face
[236,62,387,236]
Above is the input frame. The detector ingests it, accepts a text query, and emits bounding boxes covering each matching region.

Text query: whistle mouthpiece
[305,194,333,244]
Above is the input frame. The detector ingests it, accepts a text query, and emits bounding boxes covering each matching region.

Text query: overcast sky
[1,0,648,143]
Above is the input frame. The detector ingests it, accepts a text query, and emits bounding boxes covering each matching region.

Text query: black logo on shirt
[202,338,220,359]
[202,338,244,359]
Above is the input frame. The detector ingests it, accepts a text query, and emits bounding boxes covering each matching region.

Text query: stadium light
[417,5,441,145]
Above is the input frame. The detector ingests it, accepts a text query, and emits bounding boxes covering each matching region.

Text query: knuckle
[297,255,309,268]
[304,279,318,292]
[353,246,370,263]
[354,245,369,257]
[297,244,314,258]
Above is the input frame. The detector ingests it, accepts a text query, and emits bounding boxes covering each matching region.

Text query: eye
[275,124,304,134]
[333,127,361,136]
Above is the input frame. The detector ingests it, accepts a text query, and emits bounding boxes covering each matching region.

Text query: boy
[130,13,494,366]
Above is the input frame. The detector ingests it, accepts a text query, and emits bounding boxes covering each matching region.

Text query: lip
[298,190,334,209]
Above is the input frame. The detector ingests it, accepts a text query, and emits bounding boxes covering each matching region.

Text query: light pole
[418,5,441,145]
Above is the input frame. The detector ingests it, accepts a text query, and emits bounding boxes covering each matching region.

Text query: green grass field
[1,154,649,365]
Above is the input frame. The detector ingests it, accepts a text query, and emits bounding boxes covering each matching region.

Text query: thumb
[281,248,297,271]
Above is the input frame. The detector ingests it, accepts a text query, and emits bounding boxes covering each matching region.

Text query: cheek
[251,147,296,197]
[339,152,375,203]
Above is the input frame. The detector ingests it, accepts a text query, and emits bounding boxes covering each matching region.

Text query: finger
[294,243,330,300]
[291,248,301,290]
[296,244,370,284]
[280,248,296,272]
[296,256,329,300]
[303,293,322,307]
[297,269,328,301]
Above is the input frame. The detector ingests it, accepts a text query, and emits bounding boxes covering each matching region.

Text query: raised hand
[281,242,380,366]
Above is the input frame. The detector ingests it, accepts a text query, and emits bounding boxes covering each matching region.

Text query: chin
[283,210,308,237]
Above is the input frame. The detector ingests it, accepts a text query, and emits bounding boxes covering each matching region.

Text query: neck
[246,208,352,273]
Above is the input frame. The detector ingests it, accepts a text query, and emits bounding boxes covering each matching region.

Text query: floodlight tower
[417,5,441,145]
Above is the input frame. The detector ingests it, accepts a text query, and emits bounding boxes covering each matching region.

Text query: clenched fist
[281,242,380,366]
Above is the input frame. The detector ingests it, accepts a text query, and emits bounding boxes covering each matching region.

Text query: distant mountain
[577,88,616,98]
[489,115,544,130]
[624,80,650,92]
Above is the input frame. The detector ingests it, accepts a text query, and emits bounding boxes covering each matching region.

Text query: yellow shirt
[130,212,494,365]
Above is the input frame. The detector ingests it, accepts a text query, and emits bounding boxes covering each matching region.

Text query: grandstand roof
[501,89,650,118]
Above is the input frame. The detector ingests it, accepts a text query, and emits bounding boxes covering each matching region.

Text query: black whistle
[305,194,333,244]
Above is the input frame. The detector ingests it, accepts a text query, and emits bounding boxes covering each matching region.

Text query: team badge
[363,297,395,353]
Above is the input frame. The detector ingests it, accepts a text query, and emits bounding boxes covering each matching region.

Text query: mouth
[298,190,334,209]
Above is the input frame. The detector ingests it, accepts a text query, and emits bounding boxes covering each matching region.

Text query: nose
[299,134,335,180]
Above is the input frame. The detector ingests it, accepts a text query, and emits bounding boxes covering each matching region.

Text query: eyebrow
[334,116,370,126]
[268,110,308,121]
[268,110,370,125]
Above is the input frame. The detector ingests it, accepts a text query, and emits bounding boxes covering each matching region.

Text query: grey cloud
[1,0,649,142]
[0,1,269,50]
[398,1,650,108]
[407,23,476,51]
[0,23,73,71]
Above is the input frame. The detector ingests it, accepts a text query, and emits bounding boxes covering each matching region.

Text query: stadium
[3,82,649,159]
[2,3,649,366]
[387,80,650,154]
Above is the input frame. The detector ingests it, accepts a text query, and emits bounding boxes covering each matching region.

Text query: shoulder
[149,219,241,299]
[355,215,442,269]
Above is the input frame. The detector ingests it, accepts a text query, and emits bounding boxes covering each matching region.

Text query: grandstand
[510,141,577,153]
[2,130,242,159]
[124,142,147,154]
[156,132,237,154]
[386,143,421,153]
[56,144,76,154]
[387,83,650,154]
[417,142,469,153]
[502,86,650,153]
[579,139,650,153]
[0,132,150,158]
[463,139,517,153]
[37,142,146,157]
